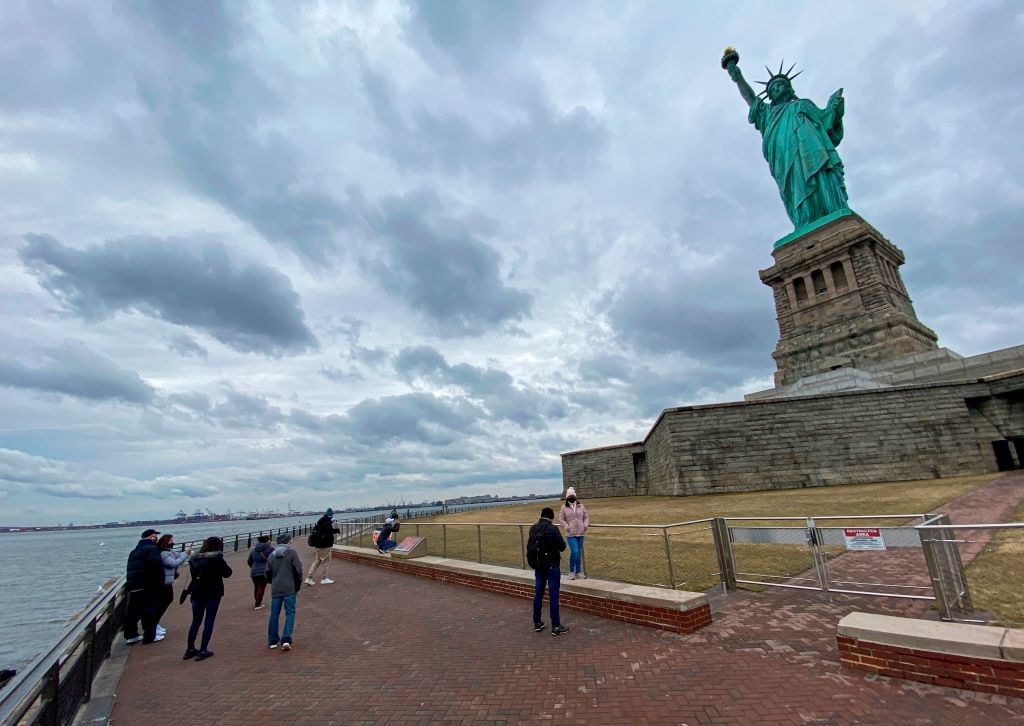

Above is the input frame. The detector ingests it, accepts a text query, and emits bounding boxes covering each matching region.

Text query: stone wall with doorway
[562,373,1024,498]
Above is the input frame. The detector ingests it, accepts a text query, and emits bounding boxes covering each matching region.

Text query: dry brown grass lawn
[419,473,1000,525]
[960,497,1024,626]
[360,473,1023,624]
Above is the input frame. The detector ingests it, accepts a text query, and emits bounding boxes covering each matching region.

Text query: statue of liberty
[722,48,849,230]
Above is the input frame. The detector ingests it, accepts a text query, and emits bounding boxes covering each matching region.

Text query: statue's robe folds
[749,94,848,229]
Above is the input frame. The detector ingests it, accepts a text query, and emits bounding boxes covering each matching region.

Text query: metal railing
[340,518,725,591]
[917,520,1024,626]
[0,578,127,726]
[177,522,314,553]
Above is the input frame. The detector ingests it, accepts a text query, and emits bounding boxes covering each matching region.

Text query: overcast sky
[1,1,1021,525]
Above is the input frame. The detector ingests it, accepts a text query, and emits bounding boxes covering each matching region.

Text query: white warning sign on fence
[843,527,886,551]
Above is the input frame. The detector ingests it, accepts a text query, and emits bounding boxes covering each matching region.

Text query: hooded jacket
[309,515,340,548]
[559,497,590,537]
[188,552,233,601]
[265,544,304,597]
[247,541,275,577]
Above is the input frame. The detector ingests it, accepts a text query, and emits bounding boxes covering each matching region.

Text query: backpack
[526,522,549,570]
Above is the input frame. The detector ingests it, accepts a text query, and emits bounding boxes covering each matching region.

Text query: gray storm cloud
[20,234,318,356]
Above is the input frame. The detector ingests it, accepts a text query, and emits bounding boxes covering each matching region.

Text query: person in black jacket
[124,528,165,644]
[530,507,568,635]
[376,516,400,553]
[183,536,233,661]
[305,508,340,585]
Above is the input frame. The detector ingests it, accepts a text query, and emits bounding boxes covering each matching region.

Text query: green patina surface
[723,49,852,240]
[773,207,854,250]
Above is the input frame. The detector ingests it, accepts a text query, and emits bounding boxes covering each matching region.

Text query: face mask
[567,497,576,503]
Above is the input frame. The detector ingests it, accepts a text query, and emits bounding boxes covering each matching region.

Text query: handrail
[915,522,1024,530]
[725,514,927,522]
[0,576,125,724]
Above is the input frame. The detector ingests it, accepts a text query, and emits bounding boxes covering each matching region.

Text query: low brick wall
[334,546,712,635]
[837,612,1024,698]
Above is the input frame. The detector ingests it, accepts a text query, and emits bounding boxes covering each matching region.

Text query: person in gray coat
[264,533,304,651]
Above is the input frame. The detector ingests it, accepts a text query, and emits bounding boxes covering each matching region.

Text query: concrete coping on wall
[837,612,1024,662]
[334,545,710,613]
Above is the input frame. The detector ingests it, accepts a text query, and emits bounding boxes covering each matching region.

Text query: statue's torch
[721,46,739,72]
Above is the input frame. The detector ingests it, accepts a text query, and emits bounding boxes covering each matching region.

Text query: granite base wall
[563,374,1024,498]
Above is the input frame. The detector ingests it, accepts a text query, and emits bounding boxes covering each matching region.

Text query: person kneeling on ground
[377,516,400,553]
[265,533,304,651]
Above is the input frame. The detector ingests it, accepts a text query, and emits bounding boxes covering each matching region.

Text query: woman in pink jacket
[558,487,589,579]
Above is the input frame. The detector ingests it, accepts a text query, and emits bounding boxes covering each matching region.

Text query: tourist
[376,516,400,553]
[183,536,232,661]
[155,533,191,634]
[247,534,274,609]
[558,487,590,580]
[529,507,568,635]
[123,528,164,645]
[305,508,340,585]
[265,533,304,651]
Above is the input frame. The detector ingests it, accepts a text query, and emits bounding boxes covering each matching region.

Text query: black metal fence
[0,578,127,725]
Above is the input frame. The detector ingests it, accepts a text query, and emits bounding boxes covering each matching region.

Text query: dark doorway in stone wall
[992,439,1022,471]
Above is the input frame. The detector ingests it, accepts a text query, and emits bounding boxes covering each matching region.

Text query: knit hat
[540,507,555,520]
[325,508,334,517]
[277,533,292,544]
[565,487,577,500]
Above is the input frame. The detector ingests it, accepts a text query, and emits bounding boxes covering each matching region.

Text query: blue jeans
[268,593,297,645]
[532,565,561,627]
[567,536,585,574]
[187,597,221,652]
[378,539,397,552]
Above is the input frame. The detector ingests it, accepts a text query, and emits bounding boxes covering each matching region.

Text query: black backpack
[526,522,549,570]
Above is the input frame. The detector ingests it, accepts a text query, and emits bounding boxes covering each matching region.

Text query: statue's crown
[756,61,802,98]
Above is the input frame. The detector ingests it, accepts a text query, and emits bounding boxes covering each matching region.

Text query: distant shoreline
[0,494,561,533]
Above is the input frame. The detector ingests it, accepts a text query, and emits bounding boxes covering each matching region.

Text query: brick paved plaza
[108,473,1024,725]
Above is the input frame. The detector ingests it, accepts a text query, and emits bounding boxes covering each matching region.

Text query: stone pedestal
[759,213,938,386]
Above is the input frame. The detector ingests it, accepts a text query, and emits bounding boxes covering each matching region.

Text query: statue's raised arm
[721,47,755,107]
[720,47,850,231]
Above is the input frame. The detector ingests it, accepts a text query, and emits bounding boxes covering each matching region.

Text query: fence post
[919,514,974,620]
[519,525,526,569]
[711,518,736,591]
[476,524,482,563]
[443,524,448,558]
[83,618,96,703]
[662,527,676,589]
[233,534,239,552]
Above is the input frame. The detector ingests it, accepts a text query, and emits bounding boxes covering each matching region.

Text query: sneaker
[255,604,265,610]
[125,636,143,644]
[156,625,167,636]
[376,548,386,554]
[304,577,315,585]
[551,625,569,636]
[182,649,198,660]
[269,642,278,650]
[281,642,292,651]
[533,622,546,633]
[153,633,165,642]
[320,578,334,584]
[578,573,587,579]
[569,573,577,580]
[195,650,214,661]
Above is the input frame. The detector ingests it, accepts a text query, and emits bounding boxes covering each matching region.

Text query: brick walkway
[110,473,1024,725]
